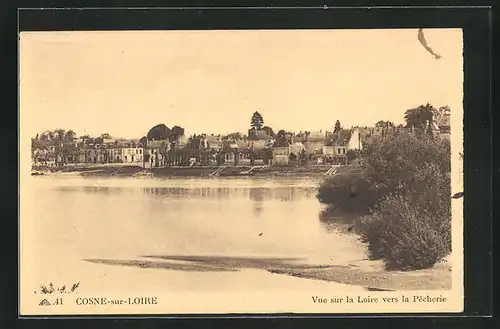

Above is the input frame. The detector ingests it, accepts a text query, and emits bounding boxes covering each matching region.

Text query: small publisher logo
[39,299,51,306]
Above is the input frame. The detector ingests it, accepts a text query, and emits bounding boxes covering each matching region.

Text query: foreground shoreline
[86,255,451,291]
[268,260,451,291]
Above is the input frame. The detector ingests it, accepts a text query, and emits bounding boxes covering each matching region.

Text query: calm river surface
[23,176,367,293]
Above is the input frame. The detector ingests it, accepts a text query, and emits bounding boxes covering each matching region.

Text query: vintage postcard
[19,29,464,315]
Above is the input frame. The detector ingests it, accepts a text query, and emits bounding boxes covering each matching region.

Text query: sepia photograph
[19,28,464,315]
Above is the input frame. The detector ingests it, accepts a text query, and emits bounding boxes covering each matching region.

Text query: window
[125,156,127,160]
[139,149,142,154]
[343,148,346,154]
[337,148,341,154]
[136,149,138,154]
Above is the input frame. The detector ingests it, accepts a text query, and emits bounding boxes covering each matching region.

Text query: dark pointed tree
[250,111,264,131]
[334,120,342,134]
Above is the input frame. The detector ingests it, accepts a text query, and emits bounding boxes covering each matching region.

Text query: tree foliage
[346,149,359,163]
[362,133,450,197]
[262,126,275,138]
[147,124,171,141]
[274,130,289,147]
[170,126,185,140]
[404,103,436,130]
[333,120,342,134]
[223,132,243,141]
[318,132,451,270]
[360,192,450,270]
[250,111,264,130]
[35,129,76,144]
[375,121,394,129]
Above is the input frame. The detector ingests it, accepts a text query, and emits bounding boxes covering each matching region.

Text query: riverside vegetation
[317,132,452,271]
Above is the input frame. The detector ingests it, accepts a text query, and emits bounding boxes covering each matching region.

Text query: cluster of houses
[32,137,147,166]
[31,114,451,168]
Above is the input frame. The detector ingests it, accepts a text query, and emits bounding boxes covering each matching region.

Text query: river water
[22,175,368,295]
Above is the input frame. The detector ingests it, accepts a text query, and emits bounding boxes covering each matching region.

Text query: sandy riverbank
[85,255,451,291]
[268,258,451,291]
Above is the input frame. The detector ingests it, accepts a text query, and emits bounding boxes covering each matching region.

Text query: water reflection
[55,184,359,235]
[141,186,316,202]
[318,206,360,234]
[55,186,123,195]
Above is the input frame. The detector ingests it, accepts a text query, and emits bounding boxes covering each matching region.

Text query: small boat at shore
[31,169,52,176]
[31,171,46,176]
[133,170,154,177]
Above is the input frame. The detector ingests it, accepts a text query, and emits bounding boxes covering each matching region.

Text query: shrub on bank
[318,133,452,270]
[361,133,450,198]
[359,193,450,270]
[317,174,378,214]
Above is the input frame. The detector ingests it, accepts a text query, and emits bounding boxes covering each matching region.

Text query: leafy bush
[317,173,378,215]
[318,132,452,270]
[360,193,450,270]
[361,133,450,197]
[359,134,451,270]
[346,149,359,163]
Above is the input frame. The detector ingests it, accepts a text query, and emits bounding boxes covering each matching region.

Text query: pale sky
[20,29,463,139]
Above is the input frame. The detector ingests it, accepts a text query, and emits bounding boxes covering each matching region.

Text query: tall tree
[40,131,52,141]
[435,106,451,123]
[147,124,171,141]
[404,103,435,129]
[376,120,392,129]
[54,129,66,142]
[262,126,275,138]
[225,132,243,140]
[170,126,185,139]
[250,111,264,131]
[275,130,289,147]
[334,120,342,134]
[100,133,111,139]
[64,130,76,141]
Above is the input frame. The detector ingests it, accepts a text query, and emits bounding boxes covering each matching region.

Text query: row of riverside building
[31,117,450,167]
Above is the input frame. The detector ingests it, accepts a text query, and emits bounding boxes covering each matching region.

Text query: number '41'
[54,298,63,305]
